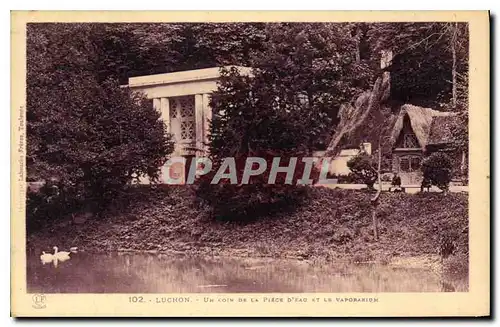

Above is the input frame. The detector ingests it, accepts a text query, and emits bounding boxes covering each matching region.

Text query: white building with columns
[127,66,252,183]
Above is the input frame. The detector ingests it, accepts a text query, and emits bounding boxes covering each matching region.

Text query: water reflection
[27,252,468,293]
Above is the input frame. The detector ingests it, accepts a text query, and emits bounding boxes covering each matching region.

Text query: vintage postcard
[11,11,490,317]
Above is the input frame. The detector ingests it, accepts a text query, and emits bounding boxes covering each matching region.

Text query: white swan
[40,251,54,265]
[53,246,71,262]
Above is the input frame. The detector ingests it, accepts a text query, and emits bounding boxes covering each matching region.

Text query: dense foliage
[366,22,469,109]
[27,24,174,229]
[421,152,453,191]
[251,23,375,149]
[27,22,468,149]
[194,23,379,220]
[194,67,318,220]
[26,22,469,226]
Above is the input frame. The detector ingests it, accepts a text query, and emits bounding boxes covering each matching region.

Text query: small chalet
[390,104,463,185]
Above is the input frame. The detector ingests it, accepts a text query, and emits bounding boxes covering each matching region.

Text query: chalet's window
[403,133,419,148]
[396,115,421,148]
[399,155,421,172]
[410,156,421,171]
[400,157,410,172]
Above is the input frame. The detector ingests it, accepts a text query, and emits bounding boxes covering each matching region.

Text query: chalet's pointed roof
[390,104,457,150]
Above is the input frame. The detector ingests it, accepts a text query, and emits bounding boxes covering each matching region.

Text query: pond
[27,252,468,293]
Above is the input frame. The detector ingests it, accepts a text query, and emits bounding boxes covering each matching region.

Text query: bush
[195,177,310,221]
[421,152,452,191]
[194,67,324,221]
[195,150,318,221]
[347,153,378,189]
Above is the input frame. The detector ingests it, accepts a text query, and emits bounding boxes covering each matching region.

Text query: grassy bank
[28,186,468,268]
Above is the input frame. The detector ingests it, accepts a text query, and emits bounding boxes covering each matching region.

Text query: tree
[189,23,267,68]
[325,22,469,157]
[27,23,174,228]
[86,23,268,84]
[252,23,374,150]
[366,22,468,110]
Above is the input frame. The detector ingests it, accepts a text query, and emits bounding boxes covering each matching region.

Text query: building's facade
[127,66,252,182]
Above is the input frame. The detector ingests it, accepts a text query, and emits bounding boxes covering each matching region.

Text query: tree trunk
[451,22,458,109]
[460,149,467,180]
[370,134,384,241]
[371,208,378,241]
[373,135,383,241]
[377,134,382,188]
[355,28,361,63]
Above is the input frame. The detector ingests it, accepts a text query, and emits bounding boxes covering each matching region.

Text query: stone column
[160,97,170,132]
[153,98,161,112]
[194,94,204,154]
[202,93,212,149]
[151,98,163,183]
[158,98,171,184]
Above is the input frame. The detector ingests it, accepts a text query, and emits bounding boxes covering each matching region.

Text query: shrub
[195,177,310,221]
[421,152,452,191]
[347,153,378,189]
[194,67,323,221]
[333,227,355,245]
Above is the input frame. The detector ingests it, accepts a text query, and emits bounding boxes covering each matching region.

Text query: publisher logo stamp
[32,294,46,309]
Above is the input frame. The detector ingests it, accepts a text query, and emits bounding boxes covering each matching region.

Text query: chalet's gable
[394,114,421,149]
[390,104,457,151]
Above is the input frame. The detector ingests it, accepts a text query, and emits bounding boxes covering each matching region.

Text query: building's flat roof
[312,148,360,157]
[128,66,252,87]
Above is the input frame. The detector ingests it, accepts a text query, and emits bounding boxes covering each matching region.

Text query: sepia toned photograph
[11,11,489,317]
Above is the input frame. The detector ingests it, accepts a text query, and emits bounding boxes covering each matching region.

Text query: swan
[53,246,71,262]
[40,251,54,264]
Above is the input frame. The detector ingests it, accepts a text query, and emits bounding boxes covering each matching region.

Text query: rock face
[325,71,391,157]
[325,50,392,157]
